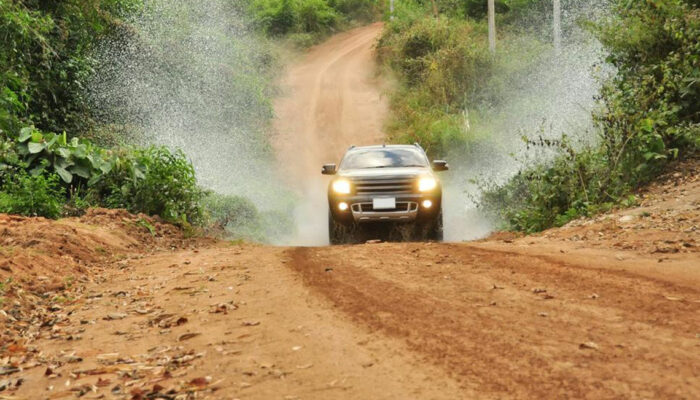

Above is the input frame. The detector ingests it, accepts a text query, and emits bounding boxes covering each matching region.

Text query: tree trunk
[553,0,562,53]
[488,0,496,53]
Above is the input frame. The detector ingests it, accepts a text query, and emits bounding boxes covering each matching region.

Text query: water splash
[88,0,294,227]
[443,1,611,241]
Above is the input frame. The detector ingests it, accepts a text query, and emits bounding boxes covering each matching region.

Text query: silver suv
[322,144,448,244]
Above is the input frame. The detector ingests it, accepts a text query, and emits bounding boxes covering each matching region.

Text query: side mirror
[432,160,449,171]
[322,164,337,175]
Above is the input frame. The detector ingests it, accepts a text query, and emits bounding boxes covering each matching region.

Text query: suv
[322,144,448,244]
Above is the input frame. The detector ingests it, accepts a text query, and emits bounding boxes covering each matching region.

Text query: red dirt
[0,208,195,292]
[1,160,697,399]
[1,24,698,400]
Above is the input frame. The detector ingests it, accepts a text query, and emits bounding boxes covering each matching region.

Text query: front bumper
[329,193,441,225]
[350,201,419,222]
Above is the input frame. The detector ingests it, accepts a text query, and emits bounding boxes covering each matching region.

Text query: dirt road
[273,23,388,245]
[4,180,699,399]
[273,22,388,181]
[2,25,700,399]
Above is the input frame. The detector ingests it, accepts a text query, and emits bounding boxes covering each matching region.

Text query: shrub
[1,129,204,225]
[377,14,546,156]
[0,0,137,137]
[590,0,699,183]
[12,127,116,186]
[0,171,65,219]
[201,193,296,242]
[99,147,204,225]
[249,0,380,39]
[251,0,298,35]
[481,0,699,232]
[297,0,339,32]
[202,193,259,231]
[330,0,381,21]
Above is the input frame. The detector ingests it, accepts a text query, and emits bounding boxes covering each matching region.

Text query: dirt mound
[0,208,192,291]
[486,159,699,256]
[0,208,208,369]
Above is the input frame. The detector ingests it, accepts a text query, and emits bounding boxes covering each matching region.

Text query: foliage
[0,170,65,219]
[1,129,203,224]
[0,1,277,239]
[481,0,699,232]
[97,147,204,225]
[591,0,699,181]
[0,0,138,138]
[202,193,262,239]
[249,0,381,42]
[201,193,296,242]
[377,11,547,156]
[203,193,259,230]
[12,127,115,185]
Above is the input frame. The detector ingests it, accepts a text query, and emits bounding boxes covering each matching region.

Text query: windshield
[340,148,428,170]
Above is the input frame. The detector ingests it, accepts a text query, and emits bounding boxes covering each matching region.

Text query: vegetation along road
[2,22,699,399]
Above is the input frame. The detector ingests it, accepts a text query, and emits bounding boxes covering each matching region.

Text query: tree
[488,0,496,53]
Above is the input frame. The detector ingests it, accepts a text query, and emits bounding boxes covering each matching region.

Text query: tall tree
[553,0,561,53]
[488,0,496,53]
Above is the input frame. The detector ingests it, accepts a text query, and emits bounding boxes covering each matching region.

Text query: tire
[426,211,444,242]
[328,211,355,245]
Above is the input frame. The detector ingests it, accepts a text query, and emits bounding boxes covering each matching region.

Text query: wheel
[426,211,444,242]
[328,211,356,245]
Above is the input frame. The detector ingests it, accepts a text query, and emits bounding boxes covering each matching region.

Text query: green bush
[1,130,204,225]
[330,0,381,21]
[11,127,116,186]
[0,0,137,137]
[99,147,204,225]
[249,0,380,40]
[591,0,699,183]
[203,193,259,230]
[377,14,546,156]
[481,0,699,232]
[201,193,296,242]
[251,0,339,36]
[0,171,65,219]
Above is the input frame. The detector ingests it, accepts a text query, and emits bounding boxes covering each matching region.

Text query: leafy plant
[377,11,547,156]
[2,130,204,225]
[0,170,65,219]
[98,147,204,225]
[0,0,138,137]
[481,0,699,232]
[14,126,115,186]
[249,0,380,41]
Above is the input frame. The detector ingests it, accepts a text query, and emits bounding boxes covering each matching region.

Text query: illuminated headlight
[332,179,351,194]
[418,177,437,192]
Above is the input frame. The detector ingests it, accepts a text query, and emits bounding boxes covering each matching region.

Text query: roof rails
[414,142,424,151]
[348,145,356,150]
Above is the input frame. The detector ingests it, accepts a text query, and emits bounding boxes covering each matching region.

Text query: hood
[338,167,430,179]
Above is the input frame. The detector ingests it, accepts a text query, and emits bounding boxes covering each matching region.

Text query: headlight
[332,179,351,194]
[418,177,437,192]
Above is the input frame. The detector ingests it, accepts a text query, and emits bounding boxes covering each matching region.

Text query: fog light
[422,200,433,209]
[338,202,349,211]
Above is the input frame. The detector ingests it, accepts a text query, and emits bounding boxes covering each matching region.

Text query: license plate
[373,197,396,210]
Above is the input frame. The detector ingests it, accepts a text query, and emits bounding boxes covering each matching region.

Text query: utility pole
[488,0,496,53]
[390,0,394,21]
[553,0,562,53]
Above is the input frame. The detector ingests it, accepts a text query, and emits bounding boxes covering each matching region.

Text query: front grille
[351,202,418,213]
[351,176,416,195]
